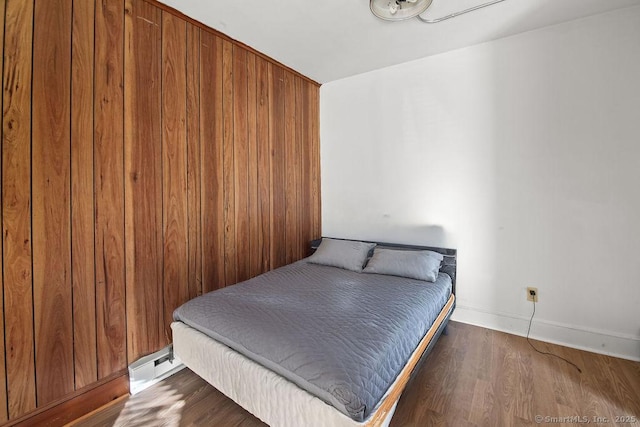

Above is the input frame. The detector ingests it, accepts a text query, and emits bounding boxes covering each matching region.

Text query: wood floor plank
[618,359,640,405]
[598,355,639,416]
[514,349,534,421]
[468,379,494,426]
[75,321,640,426]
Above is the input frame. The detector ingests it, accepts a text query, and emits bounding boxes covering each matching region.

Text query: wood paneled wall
[0,0,320,422]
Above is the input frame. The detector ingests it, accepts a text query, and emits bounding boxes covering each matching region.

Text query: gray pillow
[377,245,444,262]
[307,238,376,272]
[363,248,441,282]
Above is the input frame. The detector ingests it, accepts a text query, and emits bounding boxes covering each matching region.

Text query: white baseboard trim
[451,305,640,362]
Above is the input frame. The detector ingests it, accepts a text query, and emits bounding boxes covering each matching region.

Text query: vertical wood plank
[71,0,97,390]
[256,57,271,275]
[233,47,249,283]
[268,64,286,269]
[32,0,74,405]
[162,11,188,338]
[283,71,298,264]
[186,23,202,299]
[295,77,309,257]
[0,128,3,427]
[300,80,313,255]
[222,40,236,286]
[293,77,304,258]
[310,85,321,238]
[0,0,7,421]
[200,31,225,293]
[246,52,259,278]
[94,0,126,379]
[124,0,165,363]
[2,0,36,418]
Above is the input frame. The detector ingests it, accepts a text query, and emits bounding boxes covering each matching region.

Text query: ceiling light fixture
[370,0,507,23]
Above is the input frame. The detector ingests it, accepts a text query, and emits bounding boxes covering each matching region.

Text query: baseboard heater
[128,345,185,395]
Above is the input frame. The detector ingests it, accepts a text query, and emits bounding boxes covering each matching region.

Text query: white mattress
[171,321,398,427]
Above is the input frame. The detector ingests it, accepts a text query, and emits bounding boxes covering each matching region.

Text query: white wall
[320,6,640,360]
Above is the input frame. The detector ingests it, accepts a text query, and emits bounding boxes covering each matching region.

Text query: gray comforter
[173,259,452,421]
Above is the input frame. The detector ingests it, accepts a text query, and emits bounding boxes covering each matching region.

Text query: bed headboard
[310,237,457,294]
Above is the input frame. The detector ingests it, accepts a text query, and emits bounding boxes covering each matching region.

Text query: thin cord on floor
[526,301,582,373]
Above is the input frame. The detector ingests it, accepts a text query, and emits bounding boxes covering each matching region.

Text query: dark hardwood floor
[71,321,640,426]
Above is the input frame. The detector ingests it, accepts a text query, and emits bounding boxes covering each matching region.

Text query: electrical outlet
[527,287,538,302]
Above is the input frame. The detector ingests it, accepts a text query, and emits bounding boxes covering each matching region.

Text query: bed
[172,238,457,427]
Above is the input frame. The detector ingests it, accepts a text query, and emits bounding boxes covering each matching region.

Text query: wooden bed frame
[366,294,455,426]
[173,238,457,427]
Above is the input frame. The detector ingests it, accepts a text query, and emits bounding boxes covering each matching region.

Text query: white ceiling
[159,0,640,83]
